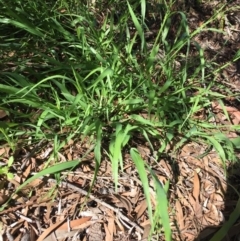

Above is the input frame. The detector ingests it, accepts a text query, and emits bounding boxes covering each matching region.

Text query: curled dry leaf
[0,110,7,119]
[111,194,132,215]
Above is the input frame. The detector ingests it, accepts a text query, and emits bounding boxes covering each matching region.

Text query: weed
[0,0,239,239]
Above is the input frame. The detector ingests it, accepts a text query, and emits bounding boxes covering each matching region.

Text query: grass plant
[0,0,239,239]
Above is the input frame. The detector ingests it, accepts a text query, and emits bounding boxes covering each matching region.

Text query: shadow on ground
[196,159,240,241]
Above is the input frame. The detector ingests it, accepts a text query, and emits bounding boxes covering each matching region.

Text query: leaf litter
[1,1,240,241]
[0,128,238,241]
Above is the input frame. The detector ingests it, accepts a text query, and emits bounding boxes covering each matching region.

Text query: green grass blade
[0,160,79,211]
[20,160,79,194]
[150,169,172,241]
[130,148,153,223]
[141,0,146,21]
[127,1,145,52]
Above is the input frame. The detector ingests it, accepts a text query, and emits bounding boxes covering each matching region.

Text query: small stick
[47,178,144,234]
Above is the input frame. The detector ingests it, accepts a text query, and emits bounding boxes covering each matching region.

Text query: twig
[47,178,144,234]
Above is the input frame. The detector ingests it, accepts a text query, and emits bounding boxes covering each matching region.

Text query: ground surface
[0,0,240,241]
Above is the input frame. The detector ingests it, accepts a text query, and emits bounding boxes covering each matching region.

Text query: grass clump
[0,0,239,239]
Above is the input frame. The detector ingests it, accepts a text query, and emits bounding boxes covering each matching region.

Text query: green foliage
[0,0,238,239]
[0,159,80,211]
[0,156,14,179]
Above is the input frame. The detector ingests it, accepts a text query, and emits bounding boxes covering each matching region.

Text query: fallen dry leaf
[142,224,151,240]
[58,217,92,230]
[0,145,10,158]
[212,102,240,123]
[193,171,200,202]
[111,194,132,215]
[175,200,184,230]
[135,199,147,220]
[43,230,80,241]
[37,217,67,241]
[104,210,114,241]
[0,194,8,205]
[0,109,7,119]
[87,222,103,241]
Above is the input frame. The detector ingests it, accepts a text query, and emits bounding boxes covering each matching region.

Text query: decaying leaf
[193,171,200,202]
[135,199,147,220]
[0,110,7,119]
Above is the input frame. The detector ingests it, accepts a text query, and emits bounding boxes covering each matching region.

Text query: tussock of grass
[0,0,240,239]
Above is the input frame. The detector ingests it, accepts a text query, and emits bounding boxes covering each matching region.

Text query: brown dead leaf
[29,224,37,240]
[21,178,44,195]
[15,232,22,241]
[115,218,124,232]
[137,145,150,158]
[87,222,104,241]
[181,144,194,155]
[142,224,151,240]
[58,217,92,230]
[184,232,196,241]
[232,111,240,123]
[194,201,203,219]
[175,200,184,230]
[140,219,151,227]
[0,110,7,119]
[43,230,80,241]
[67,151,72,160]
[176,187,194,213]
[0,145,10,158]
[22,161,34,181]
[121,186,138,198]
[0,194,8,205]
[188,194,202,218]
[159,159,173,178]
[37,217,67,241]
[203,213,217,225]
[45,203,54,222]
[112,194,132,215]
[10,220,24,235]
[193,171,200,202]
[135,199,147,220]
[212,193,224,207]
[104,211,114,241]
[212,102,240,123]
[210,204,221,223]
